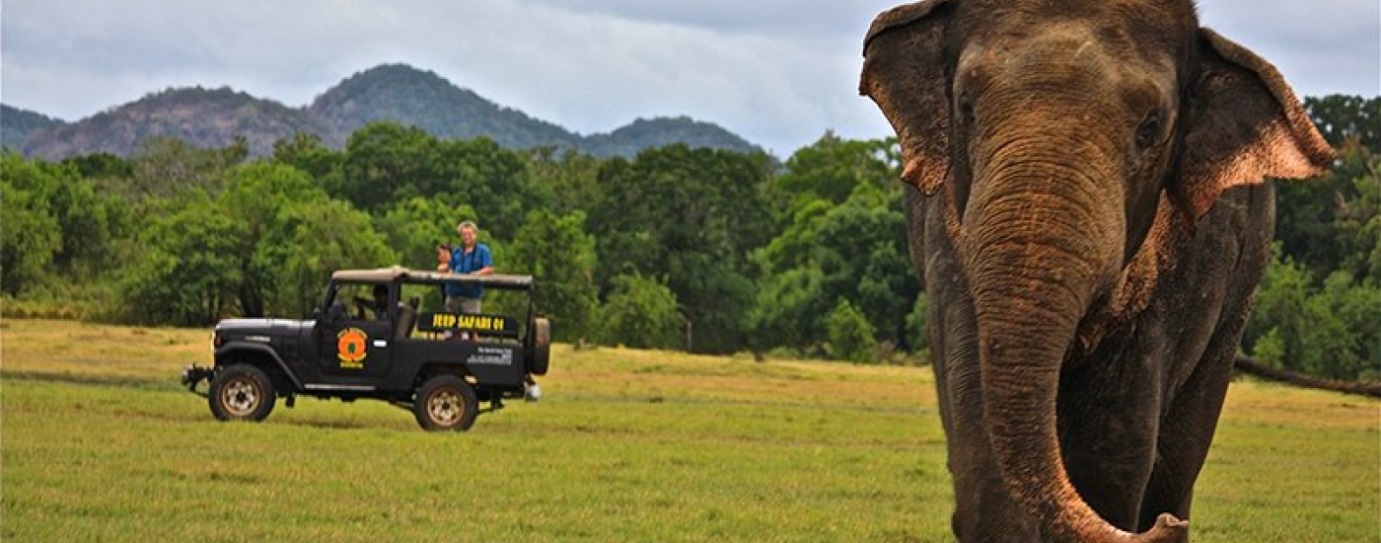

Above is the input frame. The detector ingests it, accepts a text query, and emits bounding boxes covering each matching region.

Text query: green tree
[525,147,603,216]
[597,273,684,350]
[272,132,341,182]
[118,197,246,325]
[375,197,479,271]
[116,160,397,322]
[1316,271,1381,379]
[1,154,129,294]
[825,298,877,363]
[63,152,133,180]
[769,133,898,213]
[216,162,337,316]
[1245,245,1378,379]
[0,173,60,296]
[508,210,599,342]
[746,266,829,354]
[589,145,775,353]
[255,199,397,318]
[432,137,551,239]
[752,181,917,354]
[126,136,245,200]
[1330,144,1381,281]
[1274,141,1378,281]
[1305,95,1379,150]
[338,122,441,213]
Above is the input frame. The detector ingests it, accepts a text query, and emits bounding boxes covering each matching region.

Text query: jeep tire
[209,364,276,422]
[529,317,551,375]
[414,375,479,431]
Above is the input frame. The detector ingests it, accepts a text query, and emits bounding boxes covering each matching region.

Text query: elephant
[858,1,1333,541]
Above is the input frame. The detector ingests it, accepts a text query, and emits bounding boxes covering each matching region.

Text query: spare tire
[529,317,551,375]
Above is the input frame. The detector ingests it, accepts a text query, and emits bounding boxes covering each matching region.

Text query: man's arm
[474,246,494,275]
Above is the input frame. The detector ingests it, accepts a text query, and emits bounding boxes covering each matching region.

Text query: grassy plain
[2,318,1377,542]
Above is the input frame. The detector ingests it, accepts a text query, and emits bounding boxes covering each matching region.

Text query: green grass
[2,319,1377,542]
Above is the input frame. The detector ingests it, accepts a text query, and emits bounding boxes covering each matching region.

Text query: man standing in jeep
[436,220,493,314]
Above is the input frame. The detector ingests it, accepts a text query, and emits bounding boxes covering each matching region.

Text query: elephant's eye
[1135,111,1163,150]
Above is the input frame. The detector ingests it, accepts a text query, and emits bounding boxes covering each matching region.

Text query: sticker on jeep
[467,346,514,366]
[337,328,368,369]
[418,312,519,336]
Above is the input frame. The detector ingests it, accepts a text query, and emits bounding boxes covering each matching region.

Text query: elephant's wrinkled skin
[859,1,1333,541]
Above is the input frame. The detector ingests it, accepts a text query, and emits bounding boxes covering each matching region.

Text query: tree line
[3,95,1376,380]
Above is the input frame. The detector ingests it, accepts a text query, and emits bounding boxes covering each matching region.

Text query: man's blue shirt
[445,243,492,299]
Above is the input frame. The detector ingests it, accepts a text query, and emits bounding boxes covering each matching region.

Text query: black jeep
[182,266,550,431]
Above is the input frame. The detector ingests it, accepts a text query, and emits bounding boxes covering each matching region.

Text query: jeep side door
[317,282,395,380]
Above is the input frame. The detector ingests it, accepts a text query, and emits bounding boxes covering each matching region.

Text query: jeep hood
[215,318,314,335]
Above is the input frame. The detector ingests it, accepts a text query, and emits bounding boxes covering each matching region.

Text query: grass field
[2,318,1377,542]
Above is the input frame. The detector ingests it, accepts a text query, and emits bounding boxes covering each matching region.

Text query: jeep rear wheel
[529,317,551,376]
[209,364,276,422]
[414,375,479,431]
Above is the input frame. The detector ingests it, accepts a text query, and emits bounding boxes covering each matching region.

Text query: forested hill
[20,87,333,159]
[308,64,581,150]
[583,116,758,157]
[7,63,761,160]
[1,105,63,151]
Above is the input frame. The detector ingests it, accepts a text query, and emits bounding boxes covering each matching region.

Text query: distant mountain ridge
[4,63,761,160]
[1,105,63,150]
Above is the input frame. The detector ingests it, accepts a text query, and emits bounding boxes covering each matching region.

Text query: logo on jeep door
[337,328,368,369]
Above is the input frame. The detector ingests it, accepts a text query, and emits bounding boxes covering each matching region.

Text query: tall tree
[0,163,61,296]
[272,132,342,182]
[119,196,246,325]
[433,137,551,239]
[337,122,441,213]
[507,210,599,342]
[589,145,774,353]
[0,154,128,290]
[769,133,898,213]
[751,137,917,357]
[1305,95,1379,150]
[525,146,603,216]
[597,273,684,350]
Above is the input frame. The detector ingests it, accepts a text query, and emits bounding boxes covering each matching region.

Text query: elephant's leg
[1055,349,1162,530]
[1140,186,1272,531]
[929,274,1038,541]
[1137,324,1239,531]
[943,361,1041,542]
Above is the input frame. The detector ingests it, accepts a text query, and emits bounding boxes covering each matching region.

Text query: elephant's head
[860,0,1332,541]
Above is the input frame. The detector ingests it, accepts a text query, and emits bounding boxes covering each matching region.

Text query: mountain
[2,105,64,151]
[22,87,332,159]
[9,63,762,161]
[583,116,757,157]
[309,64,582,150]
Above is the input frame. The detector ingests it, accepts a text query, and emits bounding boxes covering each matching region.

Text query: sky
[2,0,1378,157]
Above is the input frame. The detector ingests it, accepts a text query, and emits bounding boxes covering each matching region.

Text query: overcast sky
[3,0,1377,157]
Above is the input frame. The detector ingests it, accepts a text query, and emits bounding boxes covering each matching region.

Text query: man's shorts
[445,296,481,314]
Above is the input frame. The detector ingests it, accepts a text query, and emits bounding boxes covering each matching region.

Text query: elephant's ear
[859,0,954,195]
[1174,29,1335,221]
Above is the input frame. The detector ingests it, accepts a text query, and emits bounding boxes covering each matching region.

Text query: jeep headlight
[211,330,223,349]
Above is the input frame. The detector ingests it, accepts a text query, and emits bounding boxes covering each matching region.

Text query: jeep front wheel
[209,364,276,422]
[414,375,479,431]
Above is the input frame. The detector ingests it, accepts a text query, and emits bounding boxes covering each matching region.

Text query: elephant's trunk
[962,156,1187,543]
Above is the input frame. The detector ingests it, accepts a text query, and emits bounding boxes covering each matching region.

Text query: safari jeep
[182,266,550,431]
